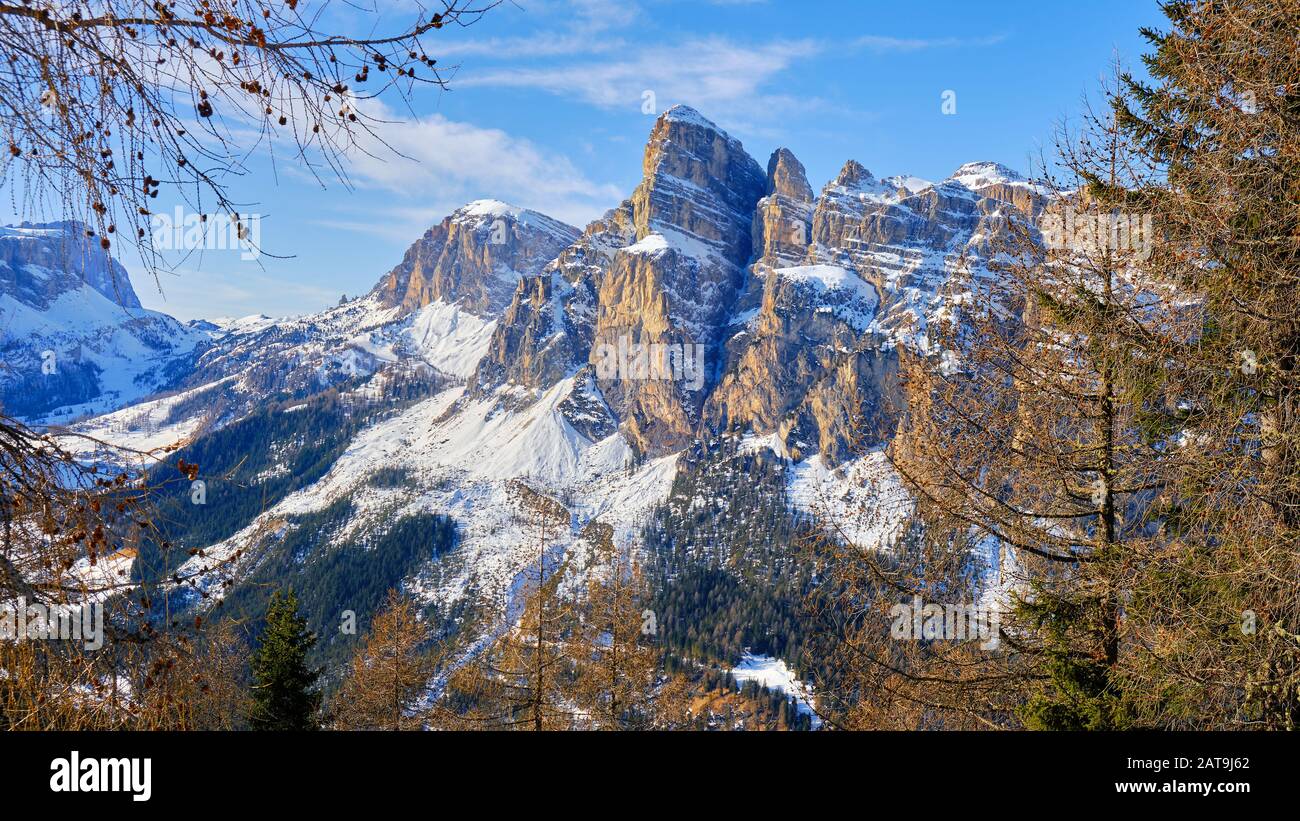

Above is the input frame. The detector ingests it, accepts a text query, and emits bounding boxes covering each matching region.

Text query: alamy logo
[889,596,1000,650]
[50,751,151,802]
[1041,206,1155,261]
[1,597,103,651]
[593,335,705,391]
[640,609,657,636]
[150,207,261,260]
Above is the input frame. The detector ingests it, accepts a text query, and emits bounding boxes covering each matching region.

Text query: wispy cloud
[433,0,639,59]
[342,103,623,229]
[131,264,341,321]
[435,32,628,59]
[458,36,823,122]
[565,0,642,32]
[434,1,1004,136]
[852,33,1008,53]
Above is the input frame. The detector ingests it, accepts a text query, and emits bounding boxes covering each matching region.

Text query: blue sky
[67,0,1175,319]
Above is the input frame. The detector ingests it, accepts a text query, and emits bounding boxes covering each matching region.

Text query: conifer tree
[572,521,661,729]
[443,483,577,730]
[819,77,1171,729]
[332,589,436,730]
[1110,0,1300,728]
[249,589,322,731]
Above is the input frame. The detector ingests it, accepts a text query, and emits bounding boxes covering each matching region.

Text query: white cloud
[432,0,639,59]
[853,34,1008,53]
[566,0,642,32]
[457,36,822,121]
[435,32,629,59]
[342,104,623,228]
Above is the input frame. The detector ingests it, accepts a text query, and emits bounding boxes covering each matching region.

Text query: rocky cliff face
[372,200,579,317]
[469,200,634,396]
[808,159,1045,348]
[590,107,766,453]
[708,153,898,463]
[0,222,204,421]
[471,106,768,453]
[0,221,142,310]
[470,270,598,394]
[752,148,816,269]
[707,154,1045,461]
[463,108,1046,463]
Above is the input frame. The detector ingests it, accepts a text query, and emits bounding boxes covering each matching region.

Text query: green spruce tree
[248,589,322,731]
[1110,0,1300,729]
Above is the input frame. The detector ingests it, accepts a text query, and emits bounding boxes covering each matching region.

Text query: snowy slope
[731,653,822,728]
[786,448,912,550]
[772,264,880,331]
[174,377,681,613]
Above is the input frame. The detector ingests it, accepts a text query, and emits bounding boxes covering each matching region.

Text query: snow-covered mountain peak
[450,199,578,240]
[210,313,275,333]
[636,106,765,252]
[660,104,720,131]
[372,201,580,318]
[456,199,522,220]
[946,161,1027,190]
[0,222,69,240]
[879,174,933,194]
[832,159,873,188]
[642,105,759,186]
[819,160,919,206]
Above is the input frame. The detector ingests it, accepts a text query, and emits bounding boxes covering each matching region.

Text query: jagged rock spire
[766,148,814,202]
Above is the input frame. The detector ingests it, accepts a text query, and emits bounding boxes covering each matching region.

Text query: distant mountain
[0,222,207,422]
[372,199,581,316]
[135,200,584,433]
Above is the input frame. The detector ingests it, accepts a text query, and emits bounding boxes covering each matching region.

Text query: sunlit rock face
[472,108,1045,462]
[372,201,580,318]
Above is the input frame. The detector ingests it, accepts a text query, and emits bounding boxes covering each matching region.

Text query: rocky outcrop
[471,106,767,455]
[372,201,579,317]
[469,201,635,396]
[587,107,765,453]
[707,150,896,461]
[471,270,597,393]
[464,111,1048,463]
[751,148,816,270]
[0,222,204,421]
[704,153,1046,462]
[0,221,141,309]
[808,159,1044,346]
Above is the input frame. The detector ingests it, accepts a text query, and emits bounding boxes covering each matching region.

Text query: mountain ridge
[8,104,1047,463]
[7,107,1044,656]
